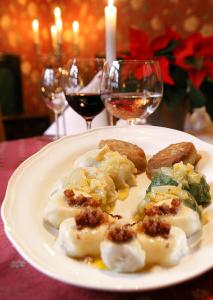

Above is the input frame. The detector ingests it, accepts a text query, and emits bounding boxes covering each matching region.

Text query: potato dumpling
[55,208,115,258]
[100,238,145,273]
[55,217,108,258]
[43,189,99,229]
[137,226,188,267]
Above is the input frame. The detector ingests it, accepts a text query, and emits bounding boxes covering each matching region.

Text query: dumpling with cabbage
[74,145,137,193]
[152,162,211,205]
[66,167,117,212]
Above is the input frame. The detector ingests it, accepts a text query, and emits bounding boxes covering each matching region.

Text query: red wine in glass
[65,93,104,129]
[63,58,106,130]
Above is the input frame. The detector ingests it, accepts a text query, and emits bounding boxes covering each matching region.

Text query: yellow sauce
[91,258,108,270]
[85,258,108,270]
[202,211,210,225]
[118,187,129,200]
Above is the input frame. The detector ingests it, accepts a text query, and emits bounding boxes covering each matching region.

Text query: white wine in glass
[101,60,163,125]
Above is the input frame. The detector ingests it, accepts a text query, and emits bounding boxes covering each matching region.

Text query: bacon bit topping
[144,199,181,217]
[107,224,136,243]
[138,218,171,239]
[64,189,100,208]
[75,208,105,230]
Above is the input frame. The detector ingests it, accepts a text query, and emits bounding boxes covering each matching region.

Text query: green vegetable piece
[147,173,178,193]
[186,176,211,205]
[183,192,201,217]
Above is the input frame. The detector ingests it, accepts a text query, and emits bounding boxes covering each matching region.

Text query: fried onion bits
[100,218,188,272]
[43,189,100,229]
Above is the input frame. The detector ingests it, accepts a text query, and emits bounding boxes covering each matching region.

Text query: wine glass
[101,60,163,125]
[63,58,105,130]
[41,66,67,139]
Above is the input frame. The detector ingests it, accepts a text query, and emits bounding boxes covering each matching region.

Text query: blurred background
[0,0,212,140]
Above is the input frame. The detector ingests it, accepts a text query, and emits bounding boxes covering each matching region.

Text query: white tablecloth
[45,107,108,136]
[45,108,213,146]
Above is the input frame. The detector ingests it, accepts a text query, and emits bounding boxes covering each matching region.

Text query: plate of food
[1,125,213,291]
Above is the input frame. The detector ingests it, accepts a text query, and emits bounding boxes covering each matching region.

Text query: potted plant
[127,28,213,130]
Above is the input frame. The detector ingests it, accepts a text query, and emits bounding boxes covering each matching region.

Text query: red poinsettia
[174,33,213,88]
[129,27,181,85]
[128,27,213,112]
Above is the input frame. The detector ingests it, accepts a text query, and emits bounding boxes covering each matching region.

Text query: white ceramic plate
[1,126,213,291]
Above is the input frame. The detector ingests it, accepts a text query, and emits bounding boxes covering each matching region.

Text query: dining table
[0,133,213,300]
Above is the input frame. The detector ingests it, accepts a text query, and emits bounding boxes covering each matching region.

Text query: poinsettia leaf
[188,82,206,108]
[163,83,187,110]
[155,40,180,57]
[170,65,188,85]
[120,74,138,92]
[201,80,213,119]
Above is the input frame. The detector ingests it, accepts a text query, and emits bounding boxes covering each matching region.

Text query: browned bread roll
[99,139,147,174]
[146,142,201,179]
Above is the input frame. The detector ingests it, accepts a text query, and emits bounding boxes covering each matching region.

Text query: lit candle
[32,19,39,45]
[105,0,117,66]
[72,20,79,46]
[54,7,61,23]
[51,25,58,54]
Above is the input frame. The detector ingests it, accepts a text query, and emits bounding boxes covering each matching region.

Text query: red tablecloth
[0,137,213,300]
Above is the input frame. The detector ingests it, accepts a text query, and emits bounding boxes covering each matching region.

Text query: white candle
[51,25,58,53]
[72,20,79,46]
[54,7,63,45]
[105,0,117,66]
[56,18,63,44]
[32,19,39,45]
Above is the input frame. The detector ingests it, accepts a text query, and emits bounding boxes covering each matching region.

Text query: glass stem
[86,119,92,130]
[62,111,67,136]
[55,111,59,139]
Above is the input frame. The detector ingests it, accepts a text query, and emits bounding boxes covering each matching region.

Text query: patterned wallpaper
[0,0,213,115]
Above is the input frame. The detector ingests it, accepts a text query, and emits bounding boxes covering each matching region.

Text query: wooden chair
[0,107,5,141]
[0,54,23,117]
[0,54,50,140]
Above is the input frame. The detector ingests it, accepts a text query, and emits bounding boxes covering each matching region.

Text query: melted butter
[86,258,108,270]
[92,258,107,269]
[118,187,129,200]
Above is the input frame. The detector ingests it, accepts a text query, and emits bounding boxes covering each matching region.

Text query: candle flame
[108,0,114,7]
[72,20,79,33]
[54,7,61,19]
[32,19,39,30]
